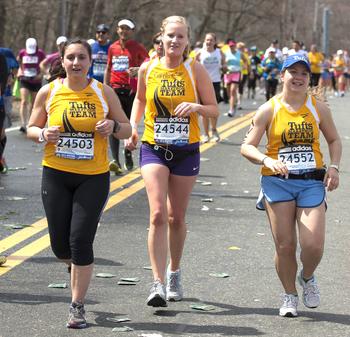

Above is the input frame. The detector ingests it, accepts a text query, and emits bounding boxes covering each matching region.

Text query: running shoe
[202,135,210,143]
[211,130,220,142]
[166,267,183,301]
[19,126,26,133]
[146,280,167,307]
[124,149,134,171]
[66,301,87,329]
[279,293,298,317]
[298,270,320,308]
[0,157,8,174]
[0,255,7,265]
[227,110,233,117]
[109,160,123,176]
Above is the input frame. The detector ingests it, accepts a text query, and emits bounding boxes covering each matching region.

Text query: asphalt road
[0,93,349,337]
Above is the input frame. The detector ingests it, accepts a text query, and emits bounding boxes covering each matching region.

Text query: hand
[124,128,138,151]
[263,157,289,177]
[323,167,339,191]
[45,126,61,143]
[127,67,139,78]
[174,102,199,117]
[95,119,114,138]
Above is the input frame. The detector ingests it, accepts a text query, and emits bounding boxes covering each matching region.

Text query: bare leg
[297,203,326,279]
[167,174,196,271]
[141,164,170,283]
[71,263,94,303]
[19,87,30,127]
[265,200,298,294]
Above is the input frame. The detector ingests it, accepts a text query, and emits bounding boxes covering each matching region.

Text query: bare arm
[27,84,61,143]
[174,61,218,118]
[241,101,289,176]
[104,63,111,85]
[125,61,149,151]
[318,100,342,191]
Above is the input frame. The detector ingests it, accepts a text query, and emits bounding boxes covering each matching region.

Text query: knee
[150,209,167,228]
[168,214,185,228]
[70,239,94,266]
[275,242,297,257]
[51,242,71,261]
[302,241,324,257]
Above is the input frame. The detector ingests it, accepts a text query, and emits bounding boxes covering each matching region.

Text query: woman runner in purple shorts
[125,16,218,307]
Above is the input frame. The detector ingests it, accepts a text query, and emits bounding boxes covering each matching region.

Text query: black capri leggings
[41,166,110,266]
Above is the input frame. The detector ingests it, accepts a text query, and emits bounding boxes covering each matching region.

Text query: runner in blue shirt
[262,47,282,100]
[89,24,111,82]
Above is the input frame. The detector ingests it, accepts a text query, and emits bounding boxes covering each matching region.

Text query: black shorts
[19,78,42,92]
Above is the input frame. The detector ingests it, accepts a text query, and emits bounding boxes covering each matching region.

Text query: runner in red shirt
[104,19,148,174]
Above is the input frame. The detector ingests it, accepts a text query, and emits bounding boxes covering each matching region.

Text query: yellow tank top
[261,95,324,176]
[141,58,200,145]
[43,79,109,175]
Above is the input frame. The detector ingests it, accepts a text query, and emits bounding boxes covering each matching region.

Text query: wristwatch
[38,128,47,143]
[113,120,121,134]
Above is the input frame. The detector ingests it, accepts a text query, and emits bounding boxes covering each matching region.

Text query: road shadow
[29,256,123,267]
[0,292,98,305]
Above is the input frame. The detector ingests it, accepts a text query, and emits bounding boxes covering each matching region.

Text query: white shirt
[198,48,222,83]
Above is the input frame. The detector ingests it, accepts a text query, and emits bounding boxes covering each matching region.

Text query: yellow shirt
[43,79,109,175]
[142,58,200,145]
[308,52,324,74]
[261,95,324,176]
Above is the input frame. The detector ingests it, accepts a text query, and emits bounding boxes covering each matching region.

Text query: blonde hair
[160,16,191,60]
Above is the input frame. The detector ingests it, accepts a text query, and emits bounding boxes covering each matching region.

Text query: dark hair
[152,32,162,44]
[49,38,91,82]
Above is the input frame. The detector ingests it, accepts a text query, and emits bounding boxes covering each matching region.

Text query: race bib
[154,116,189,145]
[278,144,316,171]
[112,55,129,72]
[23,55,39,64]
[92,63,106,77]
[55,132,94,160]
[23,68,37,77]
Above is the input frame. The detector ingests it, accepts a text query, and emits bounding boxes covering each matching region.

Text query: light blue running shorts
[256,175,326,211]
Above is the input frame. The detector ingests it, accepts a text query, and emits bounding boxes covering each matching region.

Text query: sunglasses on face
[96,31,107,34]
[154,40,162,45]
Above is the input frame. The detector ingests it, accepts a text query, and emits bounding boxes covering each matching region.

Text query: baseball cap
[281,54,311,72]
[96,24,110,32]
[228,40,236,47]
[250,45,257,51]
[266,47,276,54]
[282,47,289,55]
[26,38,37,54]
[56,36,67,45]
[117,19,135,29]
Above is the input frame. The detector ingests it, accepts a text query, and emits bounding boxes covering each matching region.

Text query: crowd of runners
[0,15,343,329]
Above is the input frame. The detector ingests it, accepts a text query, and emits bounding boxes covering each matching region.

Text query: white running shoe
[201,135,210,143]
[211,130,220,142]
[146,280,167,307]
[166,267,183,301]
[279,293,298,317]
[298,270,320,308]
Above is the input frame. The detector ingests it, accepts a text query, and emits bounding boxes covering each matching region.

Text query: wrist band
[130,121,138,130]
[329,164,339,172]
[261,156,268,166]
[113,120,121,134]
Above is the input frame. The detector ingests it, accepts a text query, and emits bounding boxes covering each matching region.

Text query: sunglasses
[96,31,107,34]
[154,40,162,45]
